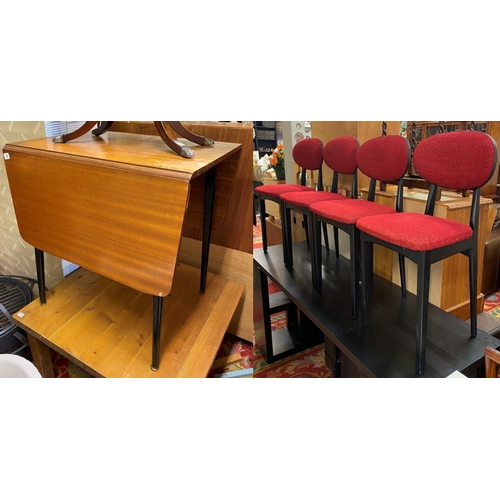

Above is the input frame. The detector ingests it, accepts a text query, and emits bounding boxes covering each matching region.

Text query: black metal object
[0,276,34,355]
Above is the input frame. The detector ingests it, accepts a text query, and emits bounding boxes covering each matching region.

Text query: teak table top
[3,132,242,297]
[3,132,242,181]
[13,266,245,378]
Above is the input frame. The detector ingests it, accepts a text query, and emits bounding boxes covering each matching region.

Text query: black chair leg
[468,248,478,338]
[283,204,293,267]
[415,254,431,375]
[399,253,406,297]
[313,216,323,292]
[322,222,330,254]
[259,196,268,252]
[361,238,374,327]
[334,227,339,259]
[308,213,317,289]
[350,230,361,320]
[303,214,309,246]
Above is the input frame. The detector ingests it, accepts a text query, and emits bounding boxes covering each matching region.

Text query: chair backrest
[413,131,498,224]
[356,135,411,209]
[292,137,324,189]
[323,136,360,198]
[413,131,497,191]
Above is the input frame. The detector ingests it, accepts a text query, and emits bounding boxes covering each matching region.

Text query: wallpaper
[0,121,63,291]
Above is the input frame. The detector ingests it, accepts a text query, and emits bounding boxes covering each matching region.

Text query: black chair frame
[360,182,483,376]
[257,167,318,266]
[281,165,335,271]
[313,175,407,320]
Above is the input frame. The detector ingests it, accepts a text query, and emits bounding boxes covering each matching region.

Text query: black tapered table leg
[151,295,164,371]
[200,167,217,293]
[35,248,46,305]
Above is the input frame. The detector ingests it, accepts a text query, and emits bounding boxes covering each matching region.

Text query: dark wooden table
[254,242,500,377]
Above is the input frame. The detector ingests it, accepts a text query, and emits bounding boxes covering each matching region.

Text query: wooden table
[13,266,244,378]
[3,132,242,371]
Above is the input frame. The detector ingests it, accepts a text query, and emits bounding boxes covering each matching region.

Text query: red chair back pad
[356,135,410,181]
[413,131,497,190]
[292,137,323,171]
[323,136,359,175]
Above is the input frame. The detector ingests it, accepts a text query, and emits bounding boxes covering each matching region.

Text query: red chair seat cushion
[280,190,347,208]
[309,199,396,224]
[255,184,314,197]
[356,212,473,251]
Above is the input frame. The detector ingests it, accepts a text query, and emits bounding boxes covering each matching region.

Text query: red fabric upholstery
[356,212,473,251]
[255,184,314,197]
[280,190,347,208]
[356,135,410,181]
[323,136,359,174]
[413,131,497,190]
[292,137,323,171]
[309,199,396,224]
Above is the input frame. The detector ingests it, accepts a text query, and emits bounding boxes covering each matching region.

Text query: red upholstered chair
[309,135,411,319]
[357,130,498,375]
[254,138,323,265]
[279,136,360,286]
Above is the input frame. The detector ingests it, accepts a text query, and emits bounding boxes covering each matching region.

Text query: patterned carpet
[483,291,500,318]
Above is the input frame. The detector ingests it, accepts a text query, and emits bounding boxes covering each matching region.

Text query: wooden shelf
[13,265,244,378]
[254,242,500,377]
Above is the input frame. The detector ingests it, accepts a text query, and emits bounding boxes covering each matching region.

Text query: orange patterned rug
[484,291,500,318]
[253,345,332,378]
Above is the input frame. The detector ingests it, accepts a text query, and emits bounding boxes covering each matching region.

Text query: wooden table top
[13,266,245,378]
[4,132,242,181]
[3,132,243,297]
